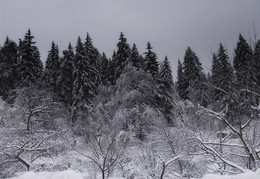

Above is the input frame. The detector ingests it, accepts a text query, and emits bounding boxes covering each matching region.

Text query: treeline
[0,30,175,125]
[0,29,259,126]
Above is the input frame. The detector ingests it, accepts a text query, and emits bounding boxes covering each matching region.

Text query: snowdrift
[9,170,89,179]
[9,170,126,179]
[201,169,260,179]
[8,169,260,179]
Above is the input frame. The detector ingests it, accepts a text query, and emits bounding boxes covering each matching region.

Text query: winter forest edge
[0,29,260,179]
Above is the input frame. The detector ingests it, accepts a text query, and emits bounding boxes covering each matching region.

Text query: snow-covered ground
[8,169,260,179]
[9,170,124,179]
[201,169,260,179]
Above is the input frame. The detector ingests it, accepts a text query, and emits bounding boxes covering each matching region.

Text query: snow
[9,170,90,179]
[9,169,260,179]
[201,169,260,179]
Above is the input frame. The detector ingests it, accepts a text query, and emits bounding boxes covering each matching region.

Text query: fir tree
[99,52,109,85]
[233,34,256,90]
[71,37,96,122]
[130,43,141,69]
[84,33,101,94]
[182,47,209,106]
[158,56,175,124]
[42,41,60,91]
[0,37,18,100]
[211,53,220,91]
[217,44,234,96]
[143,42,159,79]
[17,29,43,87]
[114,32,130,82]
[253,40,260,87]
[177,59,186,99]
[233,34,259,109]
[57,42,74,105]
[108,51,117,85]
[211,44,234,102]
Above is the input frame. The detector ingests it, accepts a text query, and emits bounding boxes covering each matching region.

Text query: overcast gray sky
[1,0,259,79]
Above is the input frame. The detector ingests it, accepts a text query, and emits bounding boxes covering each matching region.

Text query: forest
[0,29,259,179]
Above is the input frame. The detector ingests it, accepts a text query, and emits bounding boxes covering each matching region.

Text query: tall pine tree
[57,42,74,105]
[211,44,234,101]
[130,43,141,69]
[177,59,186,99]
[84,33,100,94]
[99,52,109,85]
[158,56,175,124]
[114,32,130,83]
[42,41,60,91]
[143,42,159,79]
[217,44,234,96]
[17,29,43,88]
[233,34,256,90]
[253,40,260,87]
[0,37,18,100]
[71,37,96,122]
[182,47,209,106]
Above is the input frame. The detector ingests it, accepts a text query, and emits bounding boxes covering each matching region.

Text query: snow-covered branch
[196,137,249,173]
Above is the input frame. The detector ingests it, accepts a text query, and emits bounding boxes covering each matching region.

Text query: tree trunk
[26,112,32,131]
[160,162,166,179]
[102,169,105,179]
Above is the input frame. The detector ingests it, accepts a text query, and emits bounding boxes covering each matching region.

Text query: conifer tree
[211,44,235,102]
[0,37,18,99]
[99,52,109,85]
[253,40,260,86]
[177,59,186,99]
[114,32,130,82]
[130,43,141,69]
[182,47,209,106]
[71,37,96,122]
[233,34,256,90]
[158,56,175,124]
[233,34,259,108]
[143,42,159,79]
[84,33,101,94]
[108,51,117,85]
[57,42,74,105]
[17,29,43,87]
[211,53,220,90]
[217,44,234,95]
[42,41,60,91]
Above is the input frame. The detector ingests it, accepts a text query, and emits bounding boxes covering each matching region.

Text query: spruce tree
[232,34,259,110]
[253,40,260,87]
[108,51,117,85]
[211,53,220,90]
[71,37,96,122]
[57,42,74,105]
[99,52,109,85]
[84,33,101,94]
[217,44,234,96]
[0,37,18,100]
[17,29,43,87]
[158,56,175,124]
[143,42,159,79]
[114,32,130,82]
[177,59,186,99]
[182,47,209,106]
[130,43,141,69]
[211,44,235,102]
[42,41,60,91]
[233,34,256,90]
